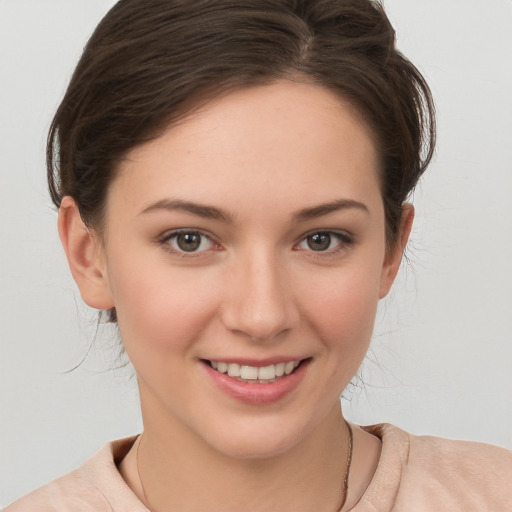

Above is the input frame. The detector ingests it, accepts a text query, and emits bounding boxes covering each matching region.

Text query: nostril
[220,270,300,341]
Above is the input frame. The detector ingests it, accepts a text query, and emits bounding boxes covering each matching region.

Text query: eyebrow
[141,197,369,224]
[140,199,235,223]
[292,199,369,222]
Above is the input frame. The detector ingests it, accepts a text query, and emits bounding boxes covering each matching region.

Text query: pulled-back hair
[48,0,435,255]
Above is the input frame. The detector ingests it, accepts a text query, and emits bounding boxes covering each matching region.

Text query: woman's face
[93,80,406,458]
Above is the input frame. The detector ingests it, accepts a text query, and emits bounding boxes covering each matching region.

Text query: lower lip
[202,360,310,405]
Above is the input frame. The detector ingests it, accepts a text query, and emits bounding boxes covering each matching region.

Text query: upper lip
[201,356,310,367]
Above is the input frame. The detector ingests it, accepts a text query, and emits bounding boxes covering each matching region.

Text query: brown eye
[306,233,332,251]
[297,231,351,254]
[164,231,214,253]
[176,233,202,252]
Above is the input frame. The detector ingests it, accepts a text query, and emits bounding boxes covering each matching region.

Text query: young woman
[6,0,511,510]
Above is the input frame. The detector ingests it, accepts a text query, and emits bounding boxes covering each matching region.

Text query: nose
[221,250,299,342]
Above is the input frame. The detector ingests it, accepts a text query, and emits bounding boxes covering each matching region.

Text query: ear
[58,196,114,310]
[379,203,414,299]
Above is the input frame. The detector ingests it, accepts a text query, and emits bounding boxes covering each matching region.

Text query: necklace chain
[136,420,353,512]
[338,420,353,512]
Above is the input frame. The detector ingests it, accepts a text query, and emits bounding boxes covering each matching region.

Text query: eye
[297,231,351,253]
[162,230,215,254]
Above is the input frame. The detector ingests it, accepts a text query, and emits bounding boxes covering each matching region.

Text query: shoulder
[404,428,512,509]
[405,426,512,474]
[4,437,146,512]
[4,466,107,512]
[361,423,512,512]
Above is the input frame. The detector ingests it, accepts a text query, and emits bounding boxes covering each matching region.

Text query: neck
[130,403,351,512]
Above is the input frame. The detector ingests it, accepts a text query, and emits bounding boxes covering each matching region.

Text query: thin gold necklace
[136,421,353,512]
[338,420,354,511]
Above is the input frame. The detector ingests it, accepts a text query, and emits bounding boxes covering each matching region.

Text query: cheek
[299,259,382,352]
[105,251,221,358]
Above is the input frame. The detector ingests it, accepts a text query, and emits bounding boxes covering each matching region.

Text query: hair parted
[48,0,435,322]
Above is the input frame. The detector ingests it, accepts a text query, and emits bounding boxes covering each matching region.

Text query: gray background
[1,0,511,506]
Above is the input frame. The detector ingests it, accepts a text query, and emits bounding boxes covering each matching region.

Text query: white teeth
[258,365,276,380]
[209,360,302,381]
[240,366,258,380]
[284,361,295,375]
[227,363,241,377]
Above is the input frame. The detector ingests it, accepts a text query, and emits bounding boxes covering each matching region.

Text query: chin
[213,433,300,460]
[196,414,315,460]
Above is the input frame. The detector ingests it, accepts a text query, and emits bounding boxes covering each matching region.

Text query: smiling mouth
[205,359,308,383]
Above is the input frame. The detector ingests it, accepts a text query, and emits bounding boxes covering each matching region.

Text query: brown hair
[48,0,435,320]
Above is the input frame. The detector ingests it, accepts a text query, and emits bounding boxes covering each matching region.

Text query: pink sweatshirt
[5,424,512,511]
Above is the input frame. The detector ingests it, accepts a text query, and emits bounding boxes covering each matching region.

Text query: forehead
[110,80,382,219]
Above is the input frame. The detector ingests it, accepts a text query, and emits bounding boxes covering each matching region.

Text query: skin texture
[59,80,413,511]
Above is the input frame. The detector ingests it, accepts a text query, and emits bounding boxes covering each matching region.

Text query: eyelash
[158,229,220,257]
[157,229,354,257]
[294,230,354,257]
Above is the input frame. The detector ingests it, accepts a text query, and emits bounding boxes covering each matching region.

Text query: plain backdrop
[1,0,511,506]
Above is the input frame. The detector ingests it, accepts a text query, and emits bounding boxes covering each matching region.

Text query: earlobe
[58,196,114,310]
[379,203,414,299]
